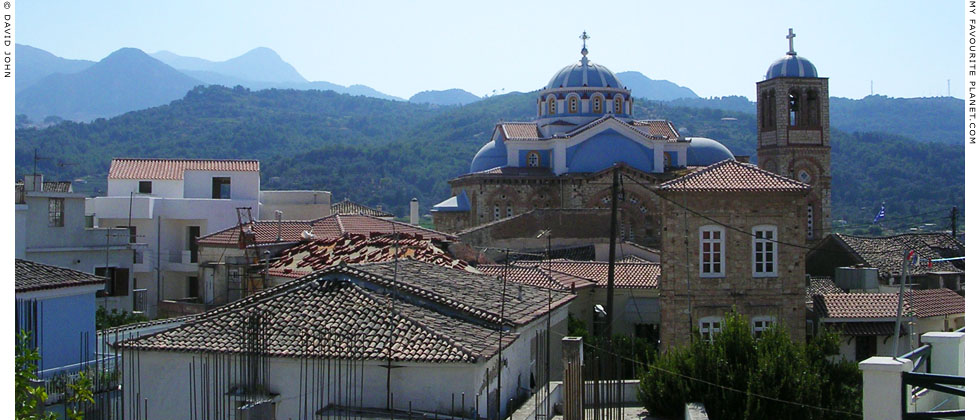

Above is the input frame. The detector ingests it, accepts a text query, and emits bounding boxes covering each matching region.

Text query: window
[85,215,95,229]
[48,198,64,227]
[614,97,623,114]
[699,226,725,277]
[798,170,811,183]
[138,181,152,194]
[788,90,800,127]
[506,205,513,218]
[635,323,659,344]
[568,96,579,113]
[806,205,814,239]
[493,205,500,220]
[187,276,199,299]
[95,267,129,297]
[752,316,775,338]
[592,95,603,113]
[752,225,777,276]
[663,152,672,168]
[526,151,541,167]
[211,177,231,199]
[117,225,137,243]
[548,97,556,115]
[806,89,820,127]
[188,226,200,263]
[699,317,722,342]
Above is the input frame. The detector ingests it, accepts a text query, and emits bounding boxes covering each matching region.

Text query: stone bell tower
[756,28,831,243]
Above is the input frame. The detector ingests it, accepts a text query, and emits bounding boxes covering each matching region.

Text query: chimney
[410,198,419,226]
[24,174,43,192]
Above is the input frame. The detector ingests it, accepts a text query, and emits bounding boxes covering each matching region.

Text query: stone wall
[658,191,808,349]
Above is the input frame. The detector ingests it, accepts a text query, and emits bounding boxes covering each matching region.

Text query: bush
[638,311,861,420]
[96,307,148,330]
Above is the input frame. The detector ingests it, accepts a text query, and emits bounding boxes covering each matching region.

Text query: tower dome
[469,139,508,173]
[546,61,624,90]
[765,28,818,80]
[687,137,735,166]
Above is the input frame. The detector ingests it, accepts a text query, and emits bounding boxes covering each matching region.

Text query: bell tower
[757,28,831,243]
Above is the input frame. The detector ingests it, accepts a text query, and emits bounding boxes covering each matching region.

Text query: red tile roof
[108,158,259,180]
[630,120,679,140]
[330,199,394,217]
[197,214,456,247]
[476,264,588,291]
[517,259,659,289]
[500,122,541,140]
[269,233,475,279]
[822,322,903,336]
[812,289,964,319]
[658,159,810,193]
[905,288,965,318]
[830,234,963,278]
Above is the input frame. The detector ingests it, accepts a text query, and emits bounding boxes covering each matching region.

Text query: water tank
[834,267,879,291]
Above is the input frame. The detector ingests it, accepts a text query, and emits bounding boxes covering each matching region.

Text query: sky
[14,1,965,100]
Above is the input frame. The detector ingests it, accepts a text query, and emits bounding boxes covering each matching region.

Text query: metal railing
[900,343,965,419]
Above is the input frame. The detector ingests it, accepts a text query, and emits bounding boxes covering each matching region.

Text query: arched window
[751,225,777,277]
[592,95,603,113]
[568,95,579,113]
[788,90,801,127]
[699,316,723,342]
[614,96,623,114]
[806,89,820,127]
[493,205,500,220]
[767,91,776,128]
[506,205,513,218]
[526,151,540,167]
[548,97,556,115]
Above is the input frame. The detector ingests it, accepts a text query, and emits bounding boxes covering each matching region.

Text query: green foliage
[566,314,657,378]
[14,85,964,225]
[65,371,94,420]
[15,331,56,420]
[96,306,148,330]
[637,312,861,420]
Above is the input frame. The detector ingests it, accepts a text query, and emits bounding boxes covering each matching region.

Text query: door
[188,226,200,263]
[855,335,877,361]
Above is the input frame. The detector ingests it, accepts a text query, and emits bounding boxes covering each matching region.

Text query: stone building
[656,159,811,348]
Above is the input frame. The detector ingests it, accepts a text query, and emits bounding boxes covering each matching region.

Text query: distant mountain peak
[615,71,699,101]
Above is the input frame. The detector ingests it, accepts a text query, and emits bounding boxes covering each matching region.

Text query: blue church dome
[686,137,735,166]
[470,139,508,173]
[547,60,624,89]
[765,54,818,79]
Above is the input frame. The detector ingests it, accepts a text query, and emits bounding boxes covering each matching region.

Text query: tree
[15,331,56,420]
[66,371,94,420]
[637,311,862,420]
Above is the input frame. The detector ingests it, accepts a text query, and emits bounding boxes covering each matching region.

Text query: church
[433,30,831,347]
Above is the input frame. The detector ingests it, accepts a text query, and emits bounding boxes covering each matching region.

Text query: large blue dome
[687,137,735,166]
[547,60,624,89]
[766,54,818,79]
[470,139,508,173]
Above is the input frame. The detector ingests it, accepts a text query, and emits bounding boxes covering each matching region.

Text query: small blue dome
[547,60,624,90]
[470,139,508,173]
[687,137,735,166]
[766,54,818,79]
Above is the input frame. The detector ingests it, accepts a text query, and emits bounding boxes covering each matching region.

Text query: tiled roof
[517,259,659,289]
[15,181,73,193]
[813,293,909,319]
[15,259,106,293]
[468,166,555,177]
[658,159,810,193]
[330,199,394,218]
[509,244,597,263]
[116,278,514,362]
[108,158,259,180]
[805,277,843,304]
[905,288,964,318]
[832,234,962,278]
[822,322,902,336]
[617,255,654,264]
[197,214,456,247]
[268,233,476,279]
[630,120,679,140]
[500,122,541,140]
[476,264,583,291]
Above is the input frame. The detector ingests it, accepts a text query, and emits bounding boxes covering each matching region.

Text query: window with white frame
[699,316,722,342]
[752,316,775,338]
[568,96,578,113]
[526,151,540,167]
[614,97,623,114]
[548,97,556,115]
[752,225,777,276]
[592,95,603,113]
[699,226,725,277]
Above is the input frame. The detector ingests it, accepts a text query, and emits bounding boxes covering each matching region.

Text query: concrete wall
[15,204,27,258]
[108,179,183,198]
[259,190,332,220]
[183,170,260,201]
[16,288,98,376]
[659,191,808,349]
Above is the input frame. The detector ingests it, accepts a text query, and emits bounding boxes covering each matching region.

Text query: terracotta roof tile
[16,259,106,292]
[500,122,541,140]
[813,292,908,319]
[905,288,964,318]
[477,264,580,291]
[822,322,903,336]
[658,159,810,193]
[197,214,456,247]
[630,120,679,140]
[330,199,394,217]
[832,233,963,278]
[269,233,475,279]
[517,259,659,289]
[108,158,259,180]
[805,277,843,304]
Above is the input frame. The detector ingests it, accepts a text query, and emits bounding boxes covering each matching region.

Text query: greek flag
[873,203,885,224]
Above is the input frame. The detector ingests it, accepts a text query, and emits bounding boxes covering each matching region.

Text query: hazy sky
[16,1,965,100]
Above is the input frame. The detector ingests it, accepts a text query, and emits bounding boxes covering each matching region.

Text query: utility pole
[951,207,958,239]
[605,166,619,344]
[893,249,910,357]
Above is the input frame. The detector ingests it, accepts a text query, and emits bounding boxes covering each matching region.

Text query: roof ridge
[111,157,260,162]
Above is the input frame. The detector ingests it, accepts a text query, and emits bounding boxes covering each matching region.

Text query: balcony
[163,249,198,272]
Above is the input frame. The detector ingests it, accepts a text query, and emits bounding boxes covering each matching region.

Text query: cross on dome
[786,28,796,55]
[580,31,590,63]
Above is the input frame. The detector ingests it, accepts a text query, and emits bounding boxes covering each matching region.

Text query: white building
[86,158,331,317]
[16,175,141,313]
[115,260,572,420]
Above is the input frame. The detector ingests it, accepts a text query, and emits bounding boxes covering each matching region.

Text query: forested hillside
[15,86,963,229]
